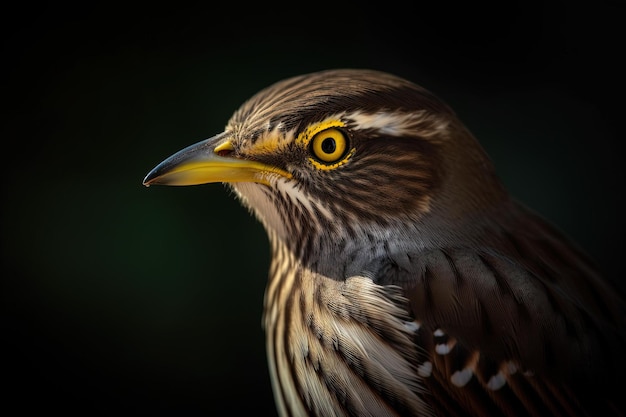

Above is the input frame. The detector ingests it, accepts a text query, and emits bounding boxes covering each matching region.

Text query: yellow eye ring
[310,128,348,163]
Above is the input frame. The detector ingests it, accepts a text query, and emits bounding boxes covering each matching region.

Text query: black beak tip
[142,167,160,187]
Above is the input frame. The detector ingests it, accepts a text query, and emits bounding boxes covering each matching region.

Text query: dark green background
[2,3,624,415]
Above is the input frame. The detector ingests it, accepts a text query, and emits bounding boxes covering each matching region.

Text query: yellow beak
[143,133,290,187]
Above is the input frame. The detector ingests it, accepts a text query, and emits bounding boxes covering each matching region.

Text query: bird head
[144,69,506,265]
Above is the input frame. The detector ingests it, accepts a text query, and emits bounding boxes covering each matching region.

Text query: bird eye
[310,128,348,163]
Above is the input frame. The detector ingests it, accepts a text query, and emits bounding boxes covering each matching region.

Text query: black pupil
[321,137,336,154]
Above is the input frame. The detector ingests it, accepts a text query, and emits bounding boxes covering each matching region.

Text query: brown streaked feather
[229,69,455,141]
[400,199,626,416]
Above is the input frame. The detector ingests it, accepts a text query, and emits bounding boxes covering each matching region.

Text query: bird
[143,69,626,416]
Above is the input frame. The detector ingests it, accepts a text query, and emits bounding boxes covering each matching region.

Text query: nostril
[214,140,235,157]
[216,149,233,157]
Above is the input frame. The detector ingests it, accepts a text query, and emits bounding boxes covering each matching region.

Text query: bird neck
[231,172,511,282]
[263,216,440,284]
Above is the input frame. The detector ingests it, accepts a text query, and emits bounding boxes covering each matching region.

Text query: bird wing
[395,203,626,416]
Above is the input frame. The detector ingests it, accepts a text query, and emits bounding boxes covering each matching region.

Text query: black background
[2,2,624,415]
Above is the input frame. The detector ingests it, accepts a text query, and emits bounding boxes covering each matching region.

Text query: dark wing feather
[403,202,626,416]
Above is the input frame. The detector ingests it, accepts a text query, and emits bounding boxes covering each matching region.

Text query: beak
[143,133,290,187]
